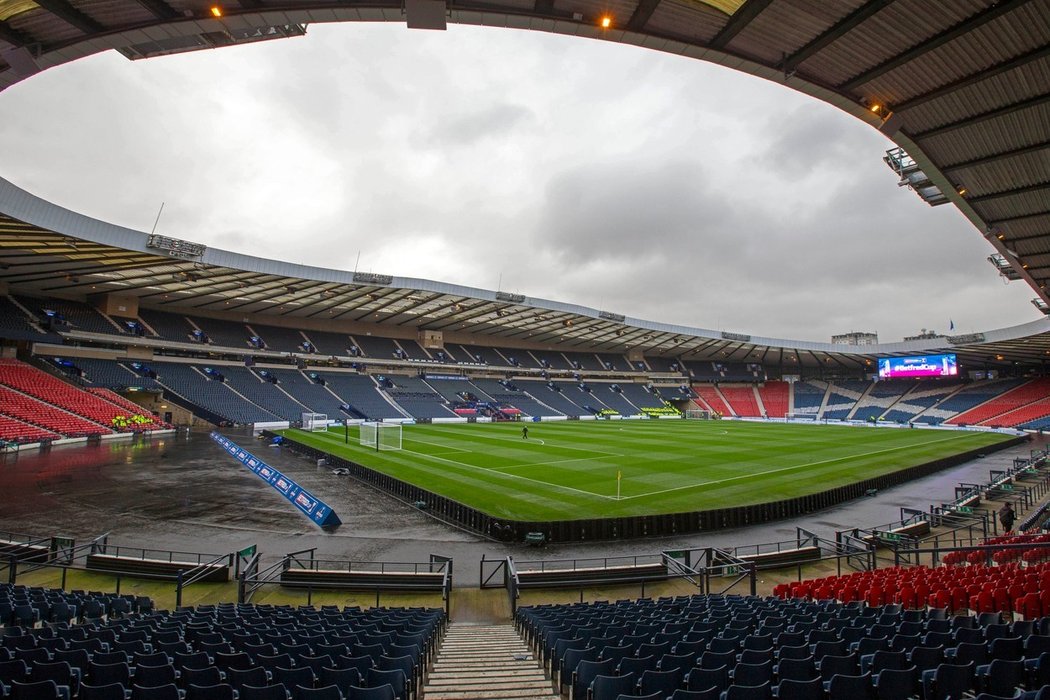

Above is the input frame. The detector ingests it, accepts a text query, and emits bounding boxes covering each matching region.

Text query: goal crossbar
[360,421,402,451]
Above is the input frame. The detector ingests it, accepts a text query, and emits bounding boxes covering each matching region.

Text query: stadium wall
[269,432,1028,543]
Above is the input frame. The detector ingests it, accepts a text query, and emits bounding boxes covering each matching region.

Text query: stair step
[423,622,554,700]
[427,672,547,682]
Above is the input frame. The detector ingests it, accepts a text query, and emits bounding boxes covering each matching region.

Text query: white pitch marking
[459,432,622,457]
[616,432,982,501]
[401,447,616,500]
[490,456,597,472]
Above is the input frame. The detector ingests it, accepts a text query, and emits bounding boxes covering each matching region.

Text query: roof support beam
[134,0,180,20]
[626,0,661,32]
[990,208,1050,225]
[942,140,1050,173]
[967,182,1050,205]
[0,20,30,48]
[780,0,892,71]
[839,0,1031,91]
[895,44,1050,112]
[33,0,104,34]
[1006,230,1050,244]
[913,92,1050,139]
[707,0,771,49]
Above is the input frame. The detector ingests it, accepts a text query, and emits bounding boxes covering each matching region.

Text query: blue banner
[210,432,342,530]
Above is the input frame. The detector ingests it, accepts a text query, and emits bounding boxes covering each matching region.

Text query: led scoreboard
[878,354,958,379]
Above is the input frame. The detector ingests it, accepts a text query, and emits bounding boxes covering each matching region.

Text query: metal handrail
[175,551,236,607]
[511,554,663,572]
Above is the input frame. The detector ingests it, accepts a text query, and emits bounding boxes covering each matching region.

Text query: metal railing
[240,549,453,611]
[175,551,237,607]
[90,536,228,566]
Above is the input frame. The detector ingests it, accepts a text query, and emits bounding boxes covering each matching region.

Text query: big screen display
[878,353,958,379]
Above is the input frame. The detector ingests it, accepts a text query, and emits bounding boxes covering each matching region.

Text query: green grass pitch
[277,421,1013,521]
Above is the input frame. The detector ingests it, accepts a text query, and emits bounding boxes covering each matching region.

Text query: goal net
[684,409,713,420]
[360,421,403,451]
[302,413,328,431]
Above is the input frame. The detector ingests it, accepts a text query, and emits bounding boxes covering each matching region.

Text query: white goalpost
[684,409,713,420]
[302,413,328,431]
[359,421,403,451]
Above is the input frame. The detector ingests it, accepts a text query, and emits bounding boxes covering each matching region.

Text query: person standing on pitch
[999,502,1016,533]
[522,425,529,439]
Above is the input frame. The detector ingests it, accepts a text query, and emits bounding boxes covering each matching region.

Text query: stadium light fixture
[600,15,612,28]
[210,5,223,16]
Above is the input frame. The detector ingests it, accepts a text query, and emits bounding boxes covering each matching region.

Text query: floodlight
[210,6,222,16]
[600,15,612,27]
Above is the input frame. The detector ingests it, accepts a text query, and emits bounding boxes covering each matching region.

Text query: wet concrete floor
[0,428,1043,586]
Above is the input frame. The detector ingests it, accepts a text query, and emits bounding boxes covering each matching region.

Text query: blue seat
[364,669,404,700]
[78,682,128,700]
[871,666,917,700]
[10,679,63,700]
[619,656,658,677]
[826,672,874,700]
[732,661,773,688]
[672,688,722,700]
[291,685,342,700]
[687,665,729,693]
[977,659,1024,698]
[591,673,637,700]
[238,685,289,700]
[130,683,181,700]
[773,677,823,700]
[639,668,683,697]
[185,684,235,700]
[319,668,362,696]
[922,662,975,700]
[818,655,858,686]
[344,685,393,700]
[720,680,773,700]
[132,665,178,690]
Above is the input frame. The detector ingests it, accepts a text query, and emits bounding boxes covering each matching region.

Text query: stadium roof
[3,175,1050,371]
[0,0,1047,369]
[0,0,1047,299]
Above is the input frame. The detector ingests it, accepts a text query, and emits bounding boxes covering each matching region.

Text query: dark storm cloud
[759,103,856,179]
[533,158,731,264]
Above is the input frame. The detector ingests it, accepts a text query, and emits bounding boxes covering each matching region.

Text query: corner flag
[949,319,955,330]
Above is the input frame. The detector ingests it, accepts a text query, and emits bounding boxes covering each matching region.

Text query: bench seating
[0,540,49,563]
[861,521,932,546]
[516,562,668,588]
[280,567,445,590]
[738,546,822,570]
[86,553,230,582]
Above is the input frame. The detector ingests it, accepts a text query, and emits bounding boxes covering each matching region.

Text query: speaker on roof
[2,47,41,77]
[405,0,446,29]
[879,112,903,136]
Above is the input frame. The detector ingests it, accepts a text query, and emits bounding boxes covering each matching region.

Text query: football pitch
[277,421,1014,521]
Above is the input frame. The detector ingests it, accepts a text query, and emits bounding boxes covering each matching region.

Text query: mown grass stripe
[276,422,1012,520]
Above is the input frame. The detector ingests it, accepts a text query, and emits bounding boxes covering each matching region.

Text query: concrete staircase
[422,622,558,700]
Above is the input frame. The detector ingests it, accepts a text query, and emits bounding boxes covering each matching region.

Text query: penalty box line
[616,431,981,501]
[400,447,617,501]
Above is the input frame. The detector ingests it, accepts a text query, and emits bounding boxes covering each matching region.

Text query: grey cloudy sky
[0,22,1038,343]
